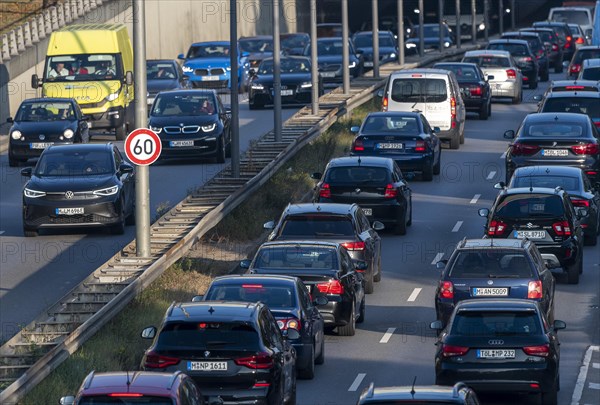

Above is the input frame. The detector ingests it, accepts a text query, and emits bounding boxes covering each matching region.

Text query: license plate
[30,142,54,149]
[169,140,194,147]
[477,349,516,359]
[542,149,568,157]
[187,361,227,371]
[202,75,220,81]
[321,72,336,78]
[280,89,293,96]
[495,83,503,89]
[472,287,509,297]
[56,207,84,215]
[515,230,546,239]
[364,61,374,67]
[377,143,403,149]
[362,208,372,216]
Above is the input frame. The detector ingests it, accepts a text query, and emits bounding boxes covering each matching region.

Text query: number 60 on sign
[124,128,162,166]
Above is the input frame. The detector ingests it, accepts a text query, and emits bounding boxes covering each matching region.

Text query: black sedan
[433,62,492,120]
[505,165,600,246]
[248,56,323,109]
[312,156,412,235]
[199,274,326,379]
[146,59,188,109]
[21,143,135,237]
[349,112,441,181]
[8,98,90,167]
[148,90,231,163]
[351,31,398,70]
[504,112,600,184]
[303,38,363,85]
[431,299,566,405]
[245,241,366,336]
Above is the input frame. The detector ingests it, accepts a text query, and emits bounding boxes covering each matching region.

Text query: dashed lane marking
[379,328,395,344]
[571,345,600,405]
[470,194,481,204]
[589,383,600,390]
[592,363,600,369]
[486,171,496,180]
[407,288,422,302]
[348,373,366,391]
[452,221,463,232]
[431,252,444,265]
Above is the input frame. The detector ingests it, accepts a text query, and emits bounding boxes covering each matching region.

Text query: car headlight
[24,188,46,198]
[226,66,231,71]
[478,23,486,31]
[300,81,312,88]
[444,41,451,48]
[63,129,74,139]
[149,126,162,134]
[182,66,194,73]
[406,43,417,48]
[349,61,357,68]
[105,91,120,101]
[11,130,22,140]
[389,52,396,59]
[201,123,216,132]
[251,83,265,90]
[93,186,119,196]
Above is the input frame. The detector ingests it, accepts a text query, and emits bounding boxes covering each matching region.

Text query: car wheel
[488,101,492,117]
[433,149,441,175]
[541,69,550,82]
[422,160,434,181]
[364,271,374,294]
[357,297,365,324]
[225,135,232,158]
[373,257,382,282]
[460,128,465,144]
[298,344,315,379]
[479,102,489,120]
[449,135,460,150]
[406,198,413,226]
[541,379,558,405]
[529,78,538,89]
[512,91,521,104]
[394,211,407,235]
[125,205,135,226]
[23,228,38,237]
[584,232,597,246]
[267,380,285,405]
[286,370,297,405]
[567,260,581,284]
[337,303,356,336]
[315,334,325,365]
[216,137,226,164]
[115,121,127,141]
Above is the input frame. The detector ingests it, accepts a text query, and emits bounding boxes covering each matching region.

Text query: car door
[393,163,411,215]
[420,114,439,153]
[530,246,555,316]
[297,280,323,348]
[264,309,294,393]
[356,210,379,275]
[340,248,362,311]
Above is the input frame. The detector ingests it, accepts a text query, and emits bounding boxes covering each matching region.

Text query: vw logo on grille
[64,191,74,199]
[488,340,504,345]
[526,222,534,229]
[39,134,45,140]
[355,188,361,194]
[487,280,493,285]
[204,351,210,358]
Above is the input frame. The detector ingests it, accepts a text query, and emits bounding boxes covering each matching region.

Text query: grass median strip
[22,99,376,404]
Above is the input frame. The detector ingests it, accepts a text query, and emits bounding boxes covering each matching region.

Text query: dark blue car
[303,37,364,85]
[351,31,398,70]
[405,23,454,54]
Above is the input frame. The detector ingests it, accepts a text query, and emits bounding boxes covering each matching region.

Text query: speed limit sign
[124,128,162,166]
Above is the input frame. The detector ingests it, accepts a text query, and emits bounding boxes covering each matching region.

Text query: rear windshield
[390,78,447,103]
[449,251,534,278]
[487,43,529,56]
[521,121,587,137]
[541,98,600,118]
[156,321,259,351]
[529,31,554,43]
[205,285,297,308]
[463,56,510,67]
[574,49,600,64]
[80,398,173,405]
[435,65,479,81]
[280,215,355,237]
[496,194,565,218]
[362,115,420,133]
[581,67,600,81]
[452,311,542,336]
[255,246,338,270]
[325,166,391,185]
[550,10,591,26]
[512,175,579,194]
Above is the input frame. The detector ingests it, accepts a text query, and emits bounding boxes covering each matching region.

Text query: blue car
[303,37,364,86]
[178,41,249,92]
[352,31,399,70]
[405,23,454,54]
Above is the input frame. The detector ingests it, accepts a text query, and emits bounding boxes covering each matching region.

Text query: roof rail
[167,371,183,390]
[555,186,563,193]
[166,301,177,317]
[458,236,467,248]
[365,382,375,398]
[452,381,469,397]
[83,370,95,389]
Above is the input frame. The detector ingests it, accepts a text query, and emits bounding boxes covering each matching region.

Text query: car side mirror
[240,259,251,269]
[353,260,368,272]
[487,74,494,80]
[21,167,32,177]
[494,181,506,189]
[59,396,75,405]
[225,108,232,116]
[6,117,13,123]
[141,326,157,339]
[119,164,134,174]
[191,295,203,302]
[553,320,566,331]
[177,53,185,60]
[125,71,134,86]
[284,328,301,340]
[310,172,322,180]
[372,221,384,231]
[532,94,542,101]
[435,260,447,270]
[313,295,328,306]
[430,320,443,330]
[433,126,441,133]
[478,208,489,217]
[503,130,515,139]
[350,126,360,133]
[376,89,384,98]
[31,73,40,89]
[263,220,275,229]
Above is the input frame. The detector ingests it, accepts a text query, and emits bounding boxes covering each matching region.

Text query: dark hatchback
[199,275,326,379]
[313,156,412,235]
[504,112,600,184]
[148,90,231,163]
[519,28,564,73]
[537,91,600,131]
[8,98,89,167]
[433,62,492,120]
[434,238,556,327]
[349,112,442,180]
[501,31,550,82]
[281,32,310,56]
[248,56,323,109]
[565,45,600,78]
[357,382,481,405]
[303,38,363,85]
[431,299,566,405]
[146,59,188,108]
[351,31,399,70]
[487,39,539,89]
[141,301,297,405]
[264,202,384,294]
[532,21,576,62]
[478,187,585,284]
[245,241,366,336]
[21,143,135,237]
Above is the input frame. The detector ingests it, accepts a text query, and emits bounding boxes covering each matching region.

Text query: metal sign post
[438,0,444,53]
[456,0,461,49]
[342,0,350,94]
[418,0,424,58]
[273,0,282,142]
[484,0,489,42]
[397,0,404,65]
[310,0,319,115]
[471,0,477,44]
[230,0,240,177]
[372,0,379,78]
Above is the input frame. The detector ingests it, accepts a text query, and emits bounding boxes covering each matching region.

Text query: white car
[578,58,600,81]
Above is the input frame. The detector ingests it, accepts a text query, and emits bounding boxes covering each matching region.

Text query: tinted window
[390,78,447,103]
[79,397,174,404]
[488,43,529,56]
[157,321,259,351]
[581,67,600,81]
[239,38,273,53]
[325,166,391,186]
[280,215,355,237]
[463,56,510,67]
[550,10,591,25]
[496,194,565,218]
[36,150,113,176]
[574,49,600,64]
[512,175,580,193]
[187,44,229,58]
[147,61,177,80]
[16,102,75,121]
[522,121,587,137]
[353,34,396,48]
[254,246,338,270]
[152,93,216,116]
[362,115,420,133]
[205,285,297,308]
[452,311,542,336]
[541,97,600,117]
[410,25,450,38]
[436,65,479,81]
[258,58,310,74]
[449,251,534,278]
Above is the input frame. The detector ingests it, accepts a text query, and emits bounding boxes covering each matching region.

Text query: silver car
[462,50,523,104]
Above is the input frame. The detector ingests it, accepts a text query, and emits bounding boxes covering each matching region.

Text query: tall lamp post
[229,0,239,177]
[310,0,319,114]
[273,0,282,142]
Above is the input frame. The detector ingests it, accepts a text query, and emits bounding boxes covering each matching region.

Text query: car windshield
[452,311,543,336]
[522,122,587,137]
[239,38,273,53]
[526,30,554,43]
[435,65,479,81]
[16,102,75,121]
[488,43,529,56]
[280,215,355,237]
[151,93,216,116]
[157,321,259,351]
[254,246,338,270]
[79,397,174,405]
[449,251,534,278]
[353,35,396,48]
[463,56,511,67]
[205,285,297,308]
[512,175,580,194]
[258,59,310,75]
[281,35,308,49]
[551,10,590,25]
[574,49,600,64]
[35,150,113,177]
[390,78,447,103]
[45,54,121,81]
[410,25,448,38]
[541,98,600,117]
[496,194,565,218]
[146,61,177,80]
[362,115,420,133]
[325,166,391,185]
[187,44,229,58]
[581,67,600,81]
[305,40,348,56]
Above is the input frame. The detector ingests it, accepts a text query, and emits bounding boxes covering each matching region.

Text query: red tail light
[523,344,550,357]
[253,382,271,388]
[576,36,584,44]
[488,219,507,236]
[384,184,397,198]
[277,318,301,331]
[144,352,180,369]
[571,143,599,155]
[552,220,571,236]
[511,142,541,156]
[108,393,143,397]
[450,97,456,128]
[571,198,590,208]
[341,241,365,251]
[317,279,344,295]
[439,281,454,299]
[551,43,558,51]
[570,63,581,74]
[594,122,600,129]
[352,138,365,152]
[382,96,388,111]
[506,69,517,79]
[564,42,571,49]
[566,35,572,42]
[442,344,469,357]
[235,352,274,369]
[522,56,533,62]
[566,85,585,90]
[469,85,483,96]
[585,170,598,177]
[528,280,543,299]
[414,140,427,152]
[319,183,331,198]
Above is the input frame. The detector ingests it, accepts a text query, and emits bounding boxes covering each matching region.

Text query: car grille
[29,213,117,226]
[79,99,108,109]
[194,68,226,76]
[191,80,229,89]
[44,191,100,201]
[270,84,298,92]
[163,126,201,134]
[320,64,341,72]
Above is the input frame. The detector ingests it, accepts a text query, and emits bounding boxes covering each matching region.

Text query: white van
[380,68,466,149]
[548,7,594,37]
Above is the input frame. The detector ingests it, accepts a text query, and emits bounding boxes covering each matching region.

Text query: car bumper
[9,140,75,160]
[350,152,433,173]
[317,297,352,327]
[201,387,269,405]
[535,241,580,268]
[436,365,556,392]
[489,81,519,98]
[250,91,313,106]
[159,134,222,158]
[356,201,405,227]
[23,198,122,230]
[83,105,126,130]
[463,97,487,110]
[438,126,460,143]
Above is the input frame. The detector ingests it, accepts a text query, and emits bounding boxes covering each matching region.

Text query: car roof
[533,21,570,27]
[147,59,178,64]
[259,55,310,63]
[260,240,340,249]
[45,143,112,154]
[165,301,262,322]
[502,31,539,38]
[501,186,566,196]
[366,111,422,118]
[361,385,466,402]
[543,90,600,98]
[488,39,530,46]
[458,238,530,249]
[391,68,454,77]
[353,30,395,36]
[80,371,182,396]
[456,298,540,311]
[578,46,600,50]
[464,50,511,57]
[513,165,584,178]
[523,111,591,123]
[190,41,229,46]
[211,274,299,285]
[550,79,600,89]
[157,89,218,97]
[434,62,480,69]
[283,202,357,216]
[239,35,272,40]
[520,27,554,32]
[20,97,75,104]
[327,156,394,168]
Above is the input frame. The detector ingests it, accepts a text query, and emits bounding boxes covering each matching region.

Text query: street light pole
[273,0,282,142]
[471,0,477,44]
[342,0,350,94]
[498,0,504,35]
[372,0,379,78]
[230,0,239,177]
[418,0,424,57]
[483,0,489,42]
[510,0,515,30]
[438,0,444,53]
[397,0,404,65]
[310,0,319,115]
[455,0,461,49]
[132,0,150,257]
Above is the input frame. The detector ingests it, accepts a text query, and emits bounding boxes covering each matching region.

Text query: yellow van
[33,24,134,140]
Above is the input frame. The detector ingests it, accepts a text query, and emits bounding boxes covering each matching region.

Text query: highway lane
[296,75,600,404]
[0,101,299,341]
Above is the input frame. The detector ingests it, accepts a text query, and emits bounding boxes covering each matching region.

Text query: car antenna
[126,370,131,389]
[357,156,361,166]
[529,176,534,192]
[410,376,417,397]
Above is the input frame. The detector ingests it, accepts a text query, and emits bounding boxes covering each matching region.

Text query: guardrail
[0,44,483,404]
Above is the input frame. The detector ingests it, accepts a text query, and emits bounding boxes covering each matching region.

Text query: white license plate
[472,287,509,297]
[542,149,568,157]
[280,89,294,96]
[362,208,372,216]
[202,75,220,81]
[56,207,84,215]
[169,140,194,147]
[30,142,54,149]
[364,61,374,67]
[377,143,403,149]
[321,72,336,78]
[515,230,546,239]
[187,361,227,371]
[495,83,503,89]
[477,349,516,359]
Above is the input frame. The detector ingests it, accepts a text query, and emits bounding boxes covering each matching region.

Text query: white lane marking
[348,373,366,391]
[379,328,396,343]
[407,288,422,302]
[589,383,600,390]
[470,194,481,204]
[431,252,444,265]
[0,231,4,235]
[592,362,600,369]
[486,171,497,180]
[500,151,507,159]
[571,345,600,405]
[452,221,463,232]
